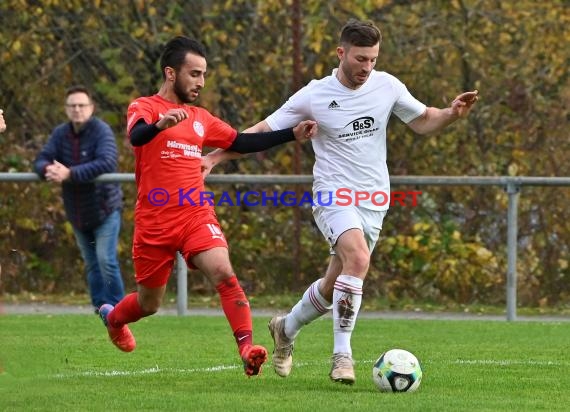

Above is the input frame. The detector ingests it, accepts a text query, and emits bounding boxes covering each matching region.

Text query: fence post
[505,181,520,321]
[176,252,188,316]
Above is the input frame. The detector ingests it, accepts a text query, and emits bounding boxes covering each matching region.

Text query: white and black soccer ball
[372,348,423,392]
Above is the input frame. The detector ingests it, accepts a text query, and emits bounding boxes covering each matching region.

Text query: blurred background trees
[0,0,568,308]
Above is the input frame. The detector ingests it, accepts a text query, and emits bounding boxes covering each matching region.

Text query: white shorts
[313,204,387,254]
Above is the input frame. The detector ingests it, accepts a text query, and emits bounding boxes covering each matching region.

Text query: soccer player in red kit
[98,36,317,377]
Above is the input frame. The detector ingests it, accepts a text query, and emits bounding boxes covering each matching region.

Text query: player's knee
[207,263,235,284]
[139,296,161,315]
[345,250,370,274]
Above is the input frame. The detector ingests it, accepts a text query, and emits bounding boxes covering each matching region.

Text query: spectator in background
[0,109,6,132]
[33,85,126,313]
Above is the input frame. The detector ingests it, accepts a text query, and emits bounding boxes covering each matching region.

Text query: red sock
[108,292,145,328]
[215,276,253,353]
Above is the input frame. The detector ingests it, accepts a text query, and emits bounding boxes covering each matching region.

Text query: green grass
[1,315,569,411]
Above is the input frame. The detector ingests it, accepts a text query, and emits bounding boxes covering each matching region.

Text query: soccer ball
[372,349,423,392]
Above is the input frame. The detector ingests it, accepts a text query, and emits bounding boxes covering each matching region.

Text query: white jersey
[266,69,426,210]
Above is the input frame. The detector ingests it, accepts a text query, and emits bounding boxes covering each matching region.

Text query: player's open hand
[156,108,189,129]
[0,109,6,133]
[451,90,479,118]
[292,120,318,142]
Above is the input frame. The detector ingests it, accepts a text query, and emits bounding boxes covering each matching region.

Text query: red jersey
[126,94,237,226]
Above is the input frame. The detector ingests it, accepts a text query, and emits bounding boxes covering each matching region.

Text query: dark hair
[339,19,382,48]
[65,85,92,100]
[160,36,207,79]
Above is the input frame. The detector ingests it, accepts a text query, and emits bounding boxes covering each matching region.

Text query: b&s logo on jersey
[338,116,379,142]
[349,116,374,130]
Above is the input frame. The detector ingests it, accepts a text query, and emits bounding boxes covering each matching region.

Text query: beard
[173,78,196,103]
[339,66,361,89]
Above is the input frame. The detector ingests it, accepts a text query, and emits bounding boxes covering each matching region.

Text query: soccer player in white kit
[203,18,478,384]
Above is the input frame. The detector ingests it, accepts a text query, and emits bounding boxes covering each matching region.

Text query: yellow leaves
[15,218,38,231]
[475,246,493,261]
[499,32,513,44]
[215,64,232,78]
[313,62,324,78]
[11,39,22,52]
[132,26,147,38]
[470,42,485,56]
[412,222,431,232]
[379,216,504,301]
[32,42,41,55]
[217,32,228,43]
[63,222,74,236]
[511,149,526,160]
[404,235,420,251]
[384,237,397,246]
[84,14,99,29]
[278,153,292,168]
[240,223,250,235]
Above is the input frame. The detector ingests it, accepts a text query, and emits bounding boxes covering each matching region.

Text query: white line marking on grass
[454,359,569,367]
[51,358,568,380]
[52,359,341,380]
[53,364,240,379]
[361,358,570,367]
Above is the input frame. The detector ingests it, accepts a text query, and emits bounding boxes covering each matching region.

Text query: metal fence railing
[2,172,570,320]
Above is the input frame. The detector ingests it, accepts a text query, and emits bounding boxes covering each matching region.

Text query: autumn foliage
[0,0,568,308]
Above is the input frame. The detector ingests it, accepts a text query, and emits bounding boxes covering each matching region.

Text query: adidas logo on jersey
[328,100,340,109]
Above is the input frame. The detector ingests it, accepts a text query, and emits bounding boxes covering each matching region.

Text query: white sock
[285,278,332,339]
[332,274,363,356]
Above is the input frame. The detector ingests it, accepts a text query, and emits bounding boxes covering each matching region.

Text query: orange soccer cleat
[99,304,136,353]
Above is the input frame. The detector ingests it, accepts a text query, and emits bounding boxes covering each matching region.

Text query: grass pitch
[1,314,568,411]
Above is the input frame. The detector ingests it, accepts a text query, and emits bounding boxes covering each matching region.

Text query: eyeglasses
[65,103,92,109]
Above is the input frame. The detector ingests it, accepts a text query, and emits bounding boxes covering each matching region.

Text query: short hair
[339,19,382,48]
[160,36,207,79]
[65,85,92,100]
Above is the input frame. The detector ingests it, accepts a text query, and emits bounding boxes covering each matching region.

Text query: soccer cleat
[240,344,268,376]
[330,353,355,384]
[99,304,136,353]
[268,315,294,377]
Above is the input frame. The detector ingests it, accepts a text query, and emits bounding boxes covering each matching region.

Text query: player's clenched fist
[156,108,189,130]
[293,120,318,142]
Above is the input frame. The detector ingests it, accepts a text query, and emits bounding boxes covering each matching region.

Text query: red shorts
[132,208,228,288]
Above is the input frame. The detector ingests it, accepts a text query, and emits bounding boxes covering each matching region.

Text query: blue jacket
[33,117,123,231]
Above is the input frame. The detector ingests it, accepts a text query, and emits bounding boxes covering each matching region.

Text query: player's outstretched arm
[201,120,317,178]
[202,119,274,178]
[408,90,479,135]
[228,119,316,154]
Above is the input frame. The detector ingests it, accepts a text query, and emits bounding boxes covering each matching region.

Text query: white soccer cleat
[330,353,355,384]
[268,315,294,377]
